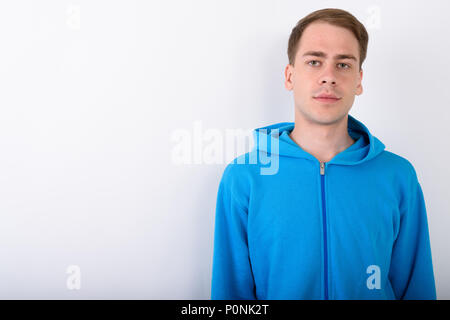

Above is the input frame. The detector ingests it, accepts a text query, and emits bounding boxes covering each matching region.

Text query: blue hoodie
[211,114,436,300]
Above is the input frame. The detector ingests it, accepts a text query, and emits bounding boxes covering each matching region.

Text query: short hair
[287,8,369,70]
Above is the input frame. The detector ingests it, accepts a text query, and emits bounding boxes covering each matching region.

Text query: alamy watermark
[365,5,381,30]
[170,121,279,175]
[66,4,81,30]
[366,265,381,290]
[66,265,81,290]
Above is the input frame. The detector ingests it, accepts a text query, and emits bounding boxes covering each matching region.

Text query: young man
[211,8,436,300]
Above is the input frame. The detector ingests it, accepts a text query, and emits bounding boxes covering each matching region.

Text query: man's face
[285,22,363,125]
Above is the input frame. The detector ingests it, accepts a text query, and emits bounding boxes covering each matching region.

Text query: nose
[318,65,337,86]
[321,78,336,85]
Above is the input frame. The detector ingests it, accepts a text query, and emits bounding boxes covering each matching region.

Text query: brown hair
[287,8,369,70]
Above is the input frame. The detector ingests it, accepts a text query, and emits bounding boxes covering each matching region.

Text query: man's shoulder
[220,151,260,181]
[375,149,419,180]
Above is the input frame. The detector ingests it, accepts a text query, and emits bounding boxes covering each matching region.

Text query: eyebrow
[302,50,357,61]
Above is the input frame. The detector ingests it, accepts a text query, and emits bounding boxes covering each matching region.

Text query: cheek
[293,82,311,101]
[294,73,312,93]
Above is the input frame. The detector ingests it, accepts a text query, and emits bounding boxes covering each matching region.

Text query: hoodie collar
[252,114,385,166]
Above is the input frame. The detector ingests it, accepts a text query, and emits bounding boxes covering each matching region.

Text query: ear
[355,68,363,96]
[284,64,294,91]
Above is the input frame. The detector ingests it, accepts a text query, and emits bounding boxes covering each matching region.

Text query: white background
[0,0,449,299]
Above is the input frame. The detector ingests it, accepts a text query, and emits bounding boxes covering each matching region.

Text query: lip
[313,96,341,103]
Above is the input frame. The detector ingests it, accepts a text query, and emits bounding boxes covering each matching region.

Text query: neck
[288,112,355,163]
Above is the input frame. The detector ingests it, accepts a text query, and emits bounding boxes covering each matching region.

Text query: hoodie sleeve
[388,164,436,300]
[211,164,256,300]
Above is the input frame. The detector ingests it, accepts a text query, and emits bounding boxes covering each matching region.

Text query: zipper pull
[320,162,325,175]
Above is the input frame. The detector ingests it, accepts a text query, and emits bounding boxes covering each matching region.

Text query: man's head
[284,8,369,125]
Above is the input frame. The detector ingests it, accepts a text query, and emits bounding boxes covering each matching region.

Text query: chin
[304,108,348,125]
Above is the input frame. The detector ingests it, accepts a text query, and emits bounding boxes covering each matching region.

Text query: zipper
[319,161,329,300]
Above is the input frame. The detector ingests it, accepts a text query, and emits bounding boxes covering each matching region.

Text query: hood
[251,114,385,166]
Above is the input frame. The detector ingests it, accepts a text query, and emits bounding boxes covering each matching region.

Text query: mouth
[313,96,341,104]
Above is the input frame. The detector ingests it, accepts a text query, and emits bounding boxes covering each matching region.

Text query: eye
[338,63,350,69]
[307,60,320,67]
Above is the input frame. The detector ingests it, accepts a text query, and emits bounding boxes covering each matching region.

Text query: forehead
[297,22,359,57]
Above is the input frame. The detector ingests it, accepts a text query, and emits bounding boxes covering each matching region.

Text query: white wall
[0,0,448,299]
